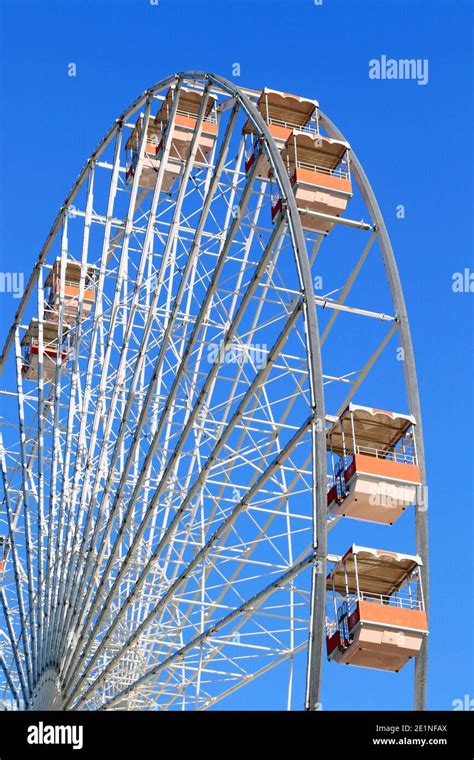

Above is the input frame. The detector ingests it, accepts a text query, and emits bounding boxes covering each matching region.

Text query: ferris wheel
[0,71,428,711]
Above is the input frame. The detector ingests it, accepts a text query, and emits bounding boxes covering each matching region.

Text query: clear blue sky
[0,0,472,710]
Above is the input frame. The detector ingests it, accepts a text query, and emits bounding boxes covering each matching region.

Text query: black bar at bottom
[0,710,472,758]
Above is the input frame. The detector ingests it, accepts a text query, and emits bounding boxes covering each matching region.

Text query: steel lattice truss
[0,72,428,711]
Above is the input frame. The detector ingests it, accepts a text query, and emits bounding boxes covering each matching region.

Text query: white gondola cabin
[326,546,428,671]
[243,88,319,178]
[44,259,97,325]
[272,133,352,233]
[21,319,69,382]
[327,405,421,525]
[125,86,218,191]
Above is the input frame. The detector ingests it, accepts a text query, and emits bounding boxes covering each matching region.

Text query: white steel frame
[0,72,428,712]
